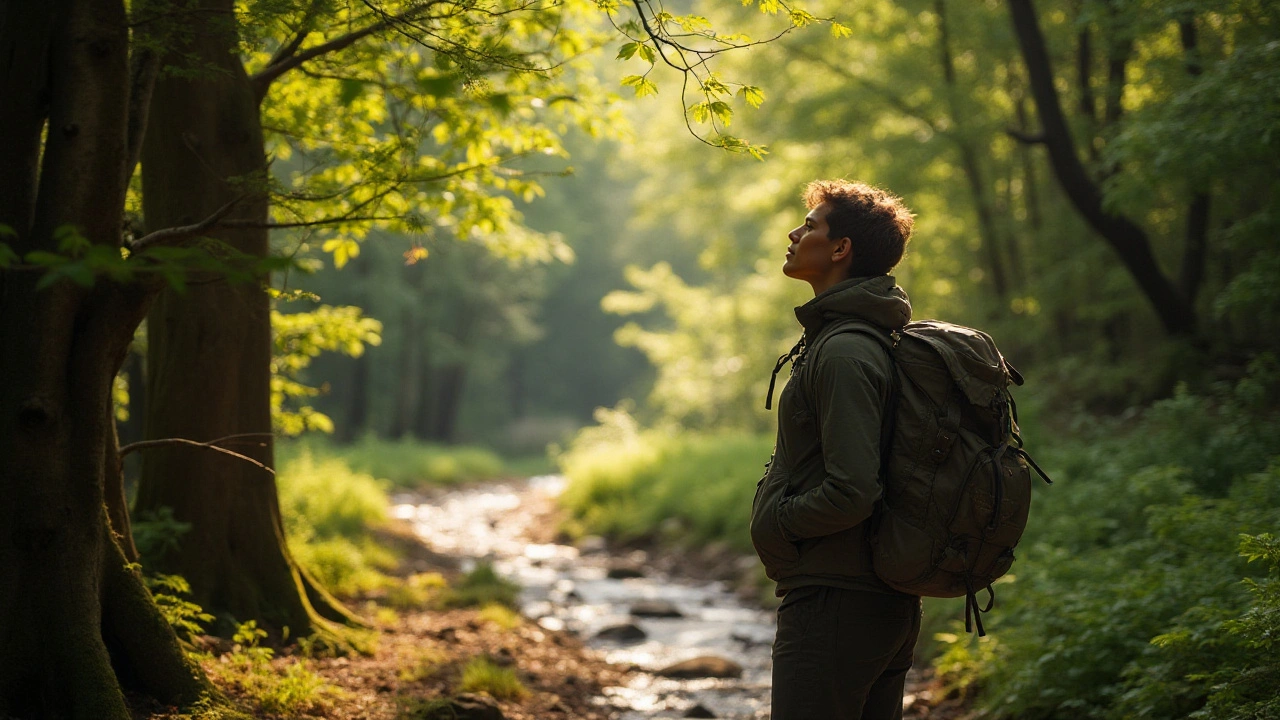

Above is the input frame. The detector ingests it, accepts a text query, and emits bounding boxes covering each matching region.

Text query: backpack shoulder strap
[803,320,902,480]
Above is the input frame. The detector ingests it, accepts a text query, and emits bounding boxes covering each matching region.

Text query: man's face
[783,201,844,283]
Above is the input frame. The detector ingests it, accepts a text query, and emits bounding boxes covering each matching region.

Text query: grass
[456,656,527,700]
[443,562,521,609]
[558,426,773,552]
[279,435,507,489]
[276,451,397,597]
[201,621,341,717]
[477,602,523,630]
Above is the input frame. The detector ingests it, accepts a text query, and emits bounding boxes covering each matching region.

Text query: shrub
[276,451,395,597]
[456,656,527,700]
[558,406,772,551]
[280,436,506,488]
[444,562,521,609]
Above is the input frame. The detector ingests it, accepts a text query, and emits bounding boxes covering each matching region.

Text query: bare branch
[264,0,324,70]
[251,2,445,102]
[1006,128,1047,144]
[129,195,246,252]
[118,434,275,475]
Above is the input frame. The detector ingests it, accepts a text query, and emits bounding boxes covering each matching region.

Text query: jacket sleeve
[776,349,888,540]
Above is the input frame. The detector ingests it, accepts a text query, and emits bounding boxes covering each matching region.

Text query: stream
[391,476,777,719]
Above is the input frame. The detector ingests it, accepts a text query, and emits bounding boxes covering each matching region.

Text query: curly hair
[803,179,914,277]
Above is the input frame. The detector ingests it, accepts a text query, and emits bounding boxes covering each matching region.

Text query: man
[749,179,918,720]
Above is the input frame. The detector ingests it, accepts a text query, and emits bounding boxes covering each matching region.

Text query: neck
[808,269,851,297]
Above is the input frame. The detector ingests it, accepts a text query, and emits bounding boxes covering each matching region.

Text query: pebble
[630,599,683,618]
[655,655,744,679]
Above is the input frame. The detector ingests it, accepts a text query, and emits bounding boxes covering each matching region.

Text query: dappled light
[2,0,1277,718]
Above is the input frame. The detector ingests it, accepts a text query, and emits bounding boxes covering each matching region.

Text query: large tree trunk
[0,0,210,714]
[1009,0,1198,336]
[134,0,353,638]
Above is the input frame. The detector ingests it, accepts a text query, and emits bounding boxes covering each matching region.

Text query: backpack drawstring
[765,336,807,410]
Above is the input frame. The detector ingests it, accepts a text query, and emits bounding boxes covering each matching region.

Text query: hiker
[750,179,919,720]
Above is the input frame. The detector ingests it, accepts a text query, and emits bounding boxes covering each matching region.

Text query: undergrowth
[279,436,506,488]
[456,656,527,700]
[557,406,772,551]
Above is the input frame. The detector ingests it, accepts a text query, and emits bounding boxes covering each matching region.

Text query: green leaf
[830,21,853,38]
[710,101,733,126]
[738,85,766,108]
[621,75,658,98]
[637,44,656,64]
[689,102,711,123]
[24,251,67,267]
[54,225,90,256]
[339,79,364,106]
[0,223,16,238]
[0,243,17,268]
[616,42,640,60]
[322,238,360,269]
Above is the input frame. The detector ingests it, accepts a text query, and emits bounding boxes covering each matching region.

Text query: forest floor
[168,479,970,719]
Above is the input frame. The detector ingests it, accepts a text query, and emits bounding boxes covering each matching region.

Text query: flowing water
[391,476,777,719]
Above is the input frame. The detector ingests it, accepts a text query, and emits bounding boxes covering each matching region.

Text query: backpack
[804,319,1052,636]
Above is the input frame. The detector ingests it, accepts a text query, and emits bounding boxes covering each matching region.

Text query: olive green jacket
[749,275,913,597]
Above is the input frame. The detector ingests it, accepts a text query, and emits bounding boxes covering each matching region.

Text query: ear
[831,236,853,264]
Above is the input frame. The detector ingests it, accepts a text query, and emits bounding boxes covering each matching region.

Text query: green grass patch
[279,436,506,488]
[477,602,523,630]
[277,451,396,598]
[558,418,772,552]
[456,656,527,700]
[444,562,521,609]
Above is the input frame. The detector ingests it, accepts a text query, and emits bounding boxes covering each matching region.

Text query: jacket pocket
[750,469,800,576]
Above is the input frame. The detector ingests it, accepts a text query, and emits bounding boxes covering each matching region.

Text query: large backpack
[805,319,1052,636]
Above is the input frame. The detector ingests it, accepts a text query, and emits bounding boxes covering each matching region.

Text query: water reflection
[392,476,775,719]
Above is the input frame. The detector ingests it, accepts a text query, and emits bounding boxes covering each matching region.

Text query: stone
[421,694,505,720]
[594,623,647,643]
[629,599,683,618]
[607,565,645,579]
[684,704,717,718]
[656,655,744,679]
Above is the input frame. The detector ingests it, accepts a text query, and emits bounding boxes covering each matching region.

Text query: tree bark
[0,1,210,714]
[134,0,352,638]
[1008,0,1197,336]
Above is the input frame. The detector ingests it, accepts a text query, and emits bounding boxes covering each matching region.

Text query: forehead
[805,201,834,223]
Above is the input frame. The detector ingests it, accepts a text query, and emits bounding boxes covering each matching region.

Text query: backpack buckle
[889,330,902,348]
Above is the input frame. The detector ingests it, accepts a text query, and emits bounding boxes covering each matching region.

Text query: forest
[1,0,1277,718]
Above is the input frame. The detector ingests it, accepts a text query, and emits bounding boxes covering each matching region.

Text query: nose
[788,226,801,243]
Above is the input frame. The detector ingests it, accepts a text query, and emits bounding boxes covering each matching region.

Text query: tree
[133,0,838,636]
[0,0,216,715]
[1008,0,1198,336]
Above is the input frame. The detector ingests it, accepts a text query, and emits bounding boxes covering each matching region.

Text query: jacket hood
[794,275,912,337]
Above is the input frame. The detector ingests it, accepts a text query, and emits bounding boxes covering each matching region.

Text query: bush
[276,451,395,597]
[938,363,1280,720]
[558,406,772,551]
[456,656,527,701]
[279,435,506,488]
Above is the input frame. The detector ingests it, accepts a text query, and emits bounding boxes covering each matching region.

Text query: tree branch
[1006,127,1047,144]
[1009,0,1196,335]
[250,4,437,103]
[118,434,275,475]
[128,195,245,252]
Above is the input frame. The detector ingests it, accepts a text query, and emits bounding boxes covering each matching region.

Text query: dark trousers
[771,585,921,720]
